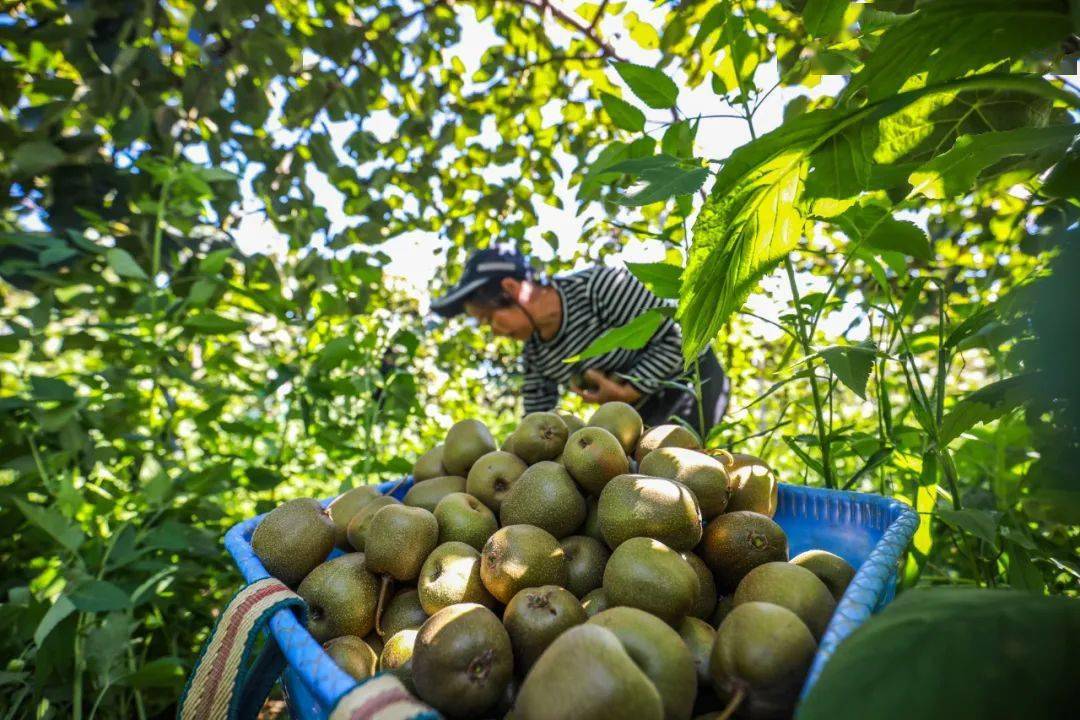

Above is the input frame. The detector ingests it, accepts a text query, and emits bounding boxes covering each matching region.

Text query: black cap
[431,247,530,318]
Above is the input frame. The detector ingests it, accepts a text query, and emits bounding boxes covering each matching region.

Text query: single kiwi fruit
[709,602,817,720]
[344,495,400,551]
[732,561,837,640]
[791,549,856,601]
[597,474,703,551]
[499,461,586,539]
[503,585,587,672]
[251,498,334,587]
[403,475,467,513]
[412,444,448,481]
[635,424,702,463]
[296,552,380,642]
[719,452,778,517]
[380,628,419,693]
[602,537,699,626]
[480,525,569,604]
[323,636,378,681]
[433,491,499,551]
[412,603,514,719]
[466,450,528,513]
[442,419,498,476]
[640,448,732,520]
[562,426,630,496]
[327,486,382,549]
[581,587,611,617]
[560,535,611,598]
[364,504,439,634]
[379,588,428,639]
[682,552,718,621]
[557,411,585,434]
[698,511,788,592]
[513,412,570,464]
[588,401,644,456]
[678,616,717,687]
[417,541,497,614]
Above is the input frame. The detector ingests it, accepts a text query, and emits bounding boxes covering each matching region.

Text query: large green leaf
[828,204,932,260]
[618,165,709,206]
[599,92,646,132]
[802,0,849,37]
[939,374,1036,444]
[817,345,876,399]
[842,0,1074,104]
[625,262,681,299]
[799,588,1080,720]
[564,309,668,363]
[613,62,679,109]
[909,124,1080,199]
[677,74,1075,360]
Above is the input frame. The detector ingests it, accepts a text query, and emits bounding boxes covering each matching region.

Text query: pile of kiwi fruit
[251,402,856,720]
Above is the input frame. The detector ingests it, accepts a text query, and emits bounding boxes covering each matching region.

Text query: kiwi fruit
[720,453,778,517]
[296,552,379,642]
[481,525,569,604]
[681,552,718,620]
[251,498,334,587]
[403,475,467,513]
[791,549,856,600]
[603,537,699,626]
[712,596,734,628]
[418,541,496,614]
[413,444,448,481]
[379,588,429,639]
[562,426,630,495]
[513,624,665,720]
[413,603,514,719]
[327,486,381,549]
[560,535,611,598]
[597,474,703,551]
[580,496,603,541]
[589,606,698,720]
[503,585,587,671]
[635,424,702,463]
[640,448,732,520]
[442,419,498,476]
[698,511,788,592]
[558,411,585,434]
[709,602,816,720]
[499,461,586,539]
[581,588,610,617]
[588,401,644,456]
[323,636,378,681]
[365,505,440,582]
[678,617,716,686]
[466,450,528,513]
[732,561,837,639]
[513,412,570,464]
[380,628,419,693]
[344,495,399,551]
[433,491,499,551]
[363,631,384,657]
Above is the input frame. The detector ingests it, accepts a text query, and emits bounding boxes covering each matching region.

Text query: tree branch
[509,0,625,62]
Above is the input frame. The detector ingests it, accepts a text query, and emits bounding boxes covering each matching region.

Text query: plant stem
[73,613,84,720]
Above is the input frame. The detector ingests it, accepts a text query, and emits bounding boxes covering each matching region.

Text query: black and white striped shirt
[522,265,687,414]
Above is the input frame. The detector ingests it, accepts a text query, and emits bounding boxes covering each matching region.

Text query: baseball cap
[430,247,530,318]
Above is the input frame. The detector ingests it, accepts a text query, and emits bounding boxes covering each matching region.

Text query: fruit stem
[375,575,392,636]
[716,686,745,720]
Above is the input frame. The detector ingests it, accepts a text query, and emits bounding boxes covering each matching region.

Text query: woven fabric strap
[177,578,302,720]
[329,674,441,720]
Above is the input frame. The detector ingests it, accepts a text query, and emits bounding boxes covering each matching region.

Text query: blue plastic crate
[224,479,917,719]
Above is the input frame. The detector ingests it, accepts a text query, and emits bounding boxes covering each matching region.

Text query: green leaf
[800,588,1080,720]
[625,262,681,299]
[842,0,1074,104]
[677,74,1068,360]
[30,376,75,401]
[120,657,186,689]
[14,498,84,552]
[564,309,667,363]
[613,62,679,109]
[244,467,282,490]
[315,337,353,372]
[828,204,932,261]
[10,141,65,176]
[782,435,826,478]
[661,121,694,159]
[618,166,709,206]
[69,580,131,613]
[909,125,1080,199]
[183,312,247,335]
[1041,143,1080,200]
[802,0,849,37]
[106,248,148,280]
[34,596,76,647]
[199,248,233,275]
[939,374,1035,444]
[937,508,1001,550]
[817,345,876,399]
[599,92,646,132]
[604,154,680,176]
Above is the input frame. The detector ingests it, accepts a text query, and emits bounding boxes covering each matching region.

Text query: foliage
[0,0,1078,718]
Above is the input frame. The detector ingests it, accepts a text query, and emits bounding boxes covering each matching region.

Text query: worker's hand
[571,369,642,405]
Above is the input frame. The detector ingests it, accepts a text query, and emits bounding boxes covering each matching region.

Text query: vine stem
[784,258,835,488]
[716,686,746,720]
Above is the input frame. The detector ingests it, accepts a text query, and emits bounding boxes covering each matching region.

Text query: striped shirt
[522,265,687,414]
